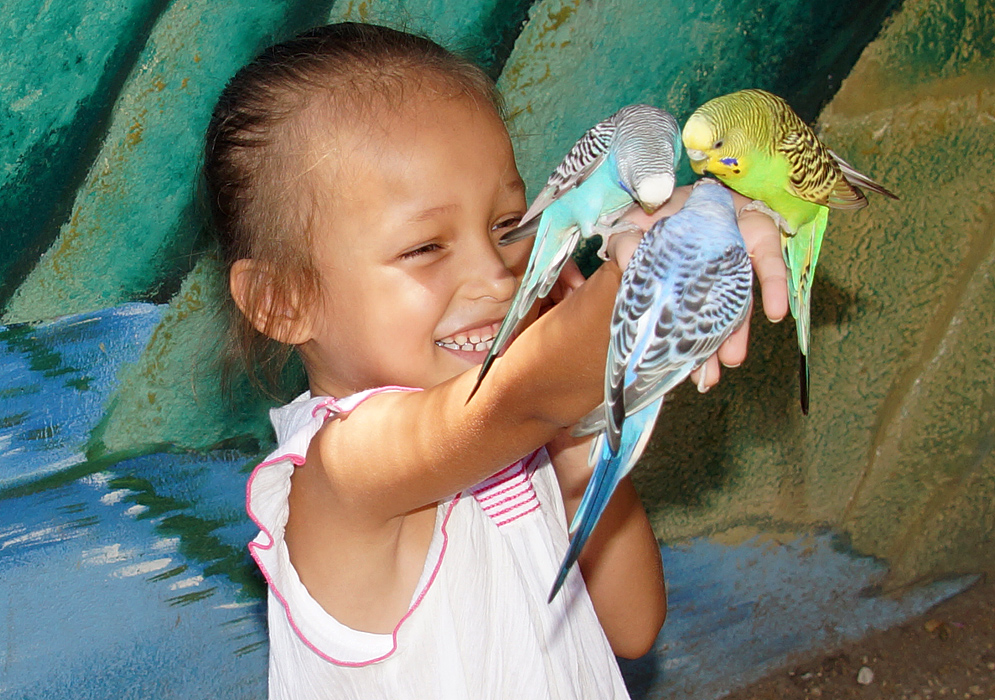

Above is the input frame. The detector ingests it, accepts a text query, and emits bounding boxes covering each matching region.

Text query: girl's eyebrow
[407,177,525,223]
[506,177,526,195]
[408,203,460,222]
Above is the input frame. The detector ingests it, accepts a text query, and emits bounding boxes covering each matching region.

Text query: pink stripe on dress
[469,449,542,527]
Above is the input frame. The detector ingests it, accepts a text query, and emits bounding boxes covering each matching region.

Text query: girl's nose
[463,233,518,302]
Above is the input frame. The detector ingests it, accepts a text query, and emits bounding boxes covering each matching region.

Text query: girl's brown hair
[204,22,500,396]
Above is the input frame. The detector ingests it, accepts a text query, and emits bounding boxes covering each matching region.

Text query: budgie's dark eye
[714,140,724,149]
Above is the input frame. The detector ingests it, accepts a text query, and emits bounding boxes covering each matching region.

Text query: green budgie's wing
[775,124,866,209]
[828,149,900,205]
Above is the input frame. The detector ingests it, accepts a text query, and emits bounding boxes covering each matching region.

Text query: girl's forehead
[317,93,513,178]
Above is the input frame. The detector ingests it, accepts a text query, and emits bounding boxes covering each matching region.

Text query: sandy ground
[721,575,995,700]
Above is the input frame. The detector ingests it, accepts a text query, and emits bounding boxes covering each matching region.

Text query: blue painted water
[0,304,973,699]
[0,305,267,698]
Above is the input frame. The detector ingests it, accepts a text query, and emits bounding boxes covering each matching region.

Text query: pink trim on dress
[247,451,459,667]
[311,385,422,419]
[247,385,457,668]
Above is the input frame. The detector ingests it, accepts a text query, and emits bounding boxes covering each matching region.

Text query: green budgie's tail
[783,207,828,415]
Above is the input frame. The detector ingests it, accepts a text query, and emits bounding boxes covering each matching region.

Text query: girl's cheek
[501,239,533,279]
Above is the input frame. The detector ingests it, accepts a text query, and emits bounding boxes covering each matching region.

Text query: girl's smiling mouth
[435,321,500,352]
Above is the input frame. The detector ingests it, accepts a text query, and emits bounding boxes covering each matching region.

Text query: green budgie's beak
[688,157,708,175]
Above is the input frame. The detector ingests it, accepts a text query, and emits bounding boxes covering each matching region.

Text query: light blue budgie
[467,104,681,400]
[549,180,754,602]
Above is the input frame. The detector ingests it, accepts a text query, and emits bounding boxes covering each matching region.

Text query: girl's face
[296,92,531,397]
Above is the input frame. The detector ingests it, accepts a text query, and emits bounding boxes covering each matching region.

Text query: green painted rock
[0,0,167,302]
[1,0,322,324]
[89,254,276,456]
[499,0,899,198]
[325,0,531,76]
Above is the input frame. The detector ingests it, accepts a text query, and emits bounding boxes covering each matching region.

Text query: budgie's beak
[634,173,676,215]
[685,148,708,174]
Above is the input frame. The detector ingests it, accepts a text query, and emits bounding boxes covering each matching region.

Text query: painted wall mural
[1,0,993,698]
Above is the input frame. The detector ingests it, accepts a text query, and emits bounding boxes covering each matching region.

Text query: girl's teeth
[436,337,495,352]
[469,334,480,344]
[455,334,468,345]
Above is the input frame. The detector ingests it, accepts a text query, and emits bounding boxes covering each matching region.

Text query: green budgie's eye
[713,140,724,149]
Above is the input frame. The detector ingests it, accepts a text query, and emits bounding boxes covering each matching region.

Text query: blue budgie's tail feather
[467,307,519,402]
[549,398,663,603]
[498,218,541,246]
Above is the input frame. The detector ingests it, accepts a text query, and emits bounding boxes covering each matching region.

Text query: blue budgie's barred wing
[518,117,616,228]
[598,232,661,451]
[575,199,753,437]
[625,240,753,406]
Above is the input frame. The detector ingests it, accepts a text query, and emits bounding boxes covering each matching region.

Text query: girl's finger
[689,355,721,393]
[737,209,789,323]
[716,303,751,368]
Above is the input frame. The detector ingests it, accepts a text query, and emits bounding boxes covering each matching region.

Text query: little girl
[205,22,786,700]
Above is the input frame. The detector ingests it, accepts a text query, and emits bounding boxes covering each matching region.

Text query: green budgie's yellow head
[682,110,748,183]
[682,90,775,185]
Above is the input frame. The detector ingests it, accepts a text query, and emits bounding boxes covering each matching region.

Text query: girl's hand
[618,187,788,392]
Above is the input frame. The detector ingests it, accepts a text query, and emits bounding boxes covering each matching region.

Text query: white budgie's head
[612,104,681,213]
[632,172,676,212]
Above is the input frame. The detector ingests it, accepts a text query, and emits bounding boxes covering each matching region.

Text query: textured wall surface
[631,0,995,592]
[1,0,992,697]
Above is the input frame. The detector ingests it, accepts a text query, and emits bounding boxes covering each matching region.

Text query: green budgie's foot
[799,351,810,415]
[740,199,792,233]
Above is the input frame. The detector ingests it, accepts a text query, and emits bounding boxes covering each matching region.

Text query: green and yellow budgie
[681,88,897,414]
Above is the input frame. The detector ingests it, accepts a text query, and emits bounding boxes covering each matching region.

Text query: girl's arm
[312,257,625,523]
[547,433,666,659]
[287,257,627,632]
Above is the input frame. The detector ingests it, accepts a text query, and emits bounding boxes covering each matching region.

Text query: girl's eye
[400,243,442,259]
[492,216,522,233]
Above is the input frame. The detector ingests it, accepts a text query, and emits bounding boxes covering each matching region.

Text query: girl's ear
[230,259,313,345]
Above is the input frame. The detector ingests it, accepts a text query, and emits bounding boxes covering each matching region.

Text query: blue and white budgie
[549,180,754,602]
[467,104,681,400]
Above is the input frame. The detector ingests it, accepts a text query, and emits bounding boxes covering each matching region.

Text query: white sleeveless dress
[247,388,630,699]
